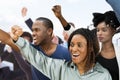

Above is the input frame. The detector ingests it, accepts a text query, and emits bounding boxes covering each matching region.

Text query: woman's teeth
[72,54,79,57]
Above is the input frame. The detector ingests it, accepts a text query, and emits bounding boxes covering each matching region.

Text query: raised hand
[21,7,27,17]
[10,25,23,41]
[52,5,62,18]
[52,5,69,28]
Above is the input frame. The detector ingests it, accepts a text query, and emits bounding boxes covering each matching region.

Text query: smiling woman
[68,28,100,73]
[93,10,120,80]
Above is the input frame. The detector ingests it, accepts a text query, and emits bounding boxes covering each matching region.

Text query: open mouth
[33,39,37,41]
[33,37,37,41]
[72,54,80,57]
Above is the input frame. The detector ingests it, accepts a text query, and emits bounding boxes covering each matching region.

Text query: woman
[92,11,120,80]
[2,26,111,80]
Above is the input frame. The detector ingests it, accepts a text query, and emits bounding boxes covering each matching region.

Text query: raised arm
[52,5,71,30]
[21,7,33,30]
[0,29,20,52]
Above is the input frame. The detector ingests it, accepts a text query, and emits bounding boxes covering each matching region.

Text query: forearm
[57,15,71,30]
[0,29,20,52]
[15,37,65,79]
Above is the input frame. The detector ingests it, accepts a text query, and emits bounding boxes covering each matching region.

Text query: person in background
[52,34,63,44]
[57,36,64,44]
[92,10,120,80]
[0,42,11,80]
[0,31,33,80]
[0,41,5,54]
[62,23,75,48]
[21,31,33,43]
[0,41,27,80]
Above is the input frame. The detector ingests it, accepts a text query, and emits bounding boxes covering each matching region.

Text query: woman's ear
[111,28,116,36]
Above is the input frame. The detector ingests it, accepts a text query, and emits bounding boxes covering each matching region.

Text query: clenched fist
[10,25,23,41]
[52,5,62,18]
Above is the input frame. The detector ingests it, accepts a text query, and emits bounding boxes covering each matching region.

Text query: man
[21,9,71,80]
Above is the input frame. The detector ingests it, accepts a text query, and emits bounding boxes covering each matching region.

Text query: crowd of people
[0,0,120,80]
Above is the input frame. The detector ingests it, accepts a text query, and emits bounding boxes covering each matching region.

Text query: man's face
[32,20,48,45]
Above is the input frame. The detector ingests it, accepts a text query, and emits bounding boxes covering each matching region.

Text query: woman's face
[69,34,87,65]
[96,22,115,43]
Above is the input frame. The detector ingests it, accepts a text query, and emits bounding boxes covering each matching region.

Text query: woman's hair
[92,11,120,30]
[68,28,99,72]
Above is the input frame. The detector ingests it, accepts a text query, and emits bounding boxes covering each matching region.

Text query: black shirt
[96,54,119,80]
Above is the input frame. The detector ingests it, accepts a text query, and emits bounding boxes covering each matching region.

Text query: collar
[69,62,104,75]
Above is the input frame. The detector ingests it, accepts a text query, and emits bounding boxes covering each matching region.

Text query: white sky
[0,0,113,39]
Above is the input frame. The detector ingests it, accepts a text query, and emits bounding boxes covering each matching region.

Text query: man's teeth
[33,38,36,40]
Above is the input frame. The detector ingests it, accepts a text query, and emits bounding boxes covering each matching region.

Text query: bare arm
[0,28,20,52]
[52,5,71,30]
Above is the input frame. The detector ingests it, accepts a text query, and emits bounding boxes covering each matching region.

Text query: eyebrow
[71,41,87,45]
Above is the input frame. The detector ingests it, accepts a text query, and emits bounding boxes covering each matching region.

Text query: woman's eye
[78,45,81,47]
[103,29,107,32]
[78,44,82,47]
[70,43,74,47]
[97,29,99,32]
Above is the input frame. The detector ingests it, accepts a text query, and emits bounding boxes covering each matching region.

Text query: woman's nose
[72,45,78,52]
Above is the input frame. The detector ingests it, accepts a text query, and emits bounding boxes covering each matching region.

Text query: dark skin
[52,5,68,28]
[0,29,20,52]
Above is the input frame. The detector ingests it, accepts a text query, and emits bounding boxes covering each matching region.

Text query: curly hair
[92,11,120,29]
[68,28,99,72]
